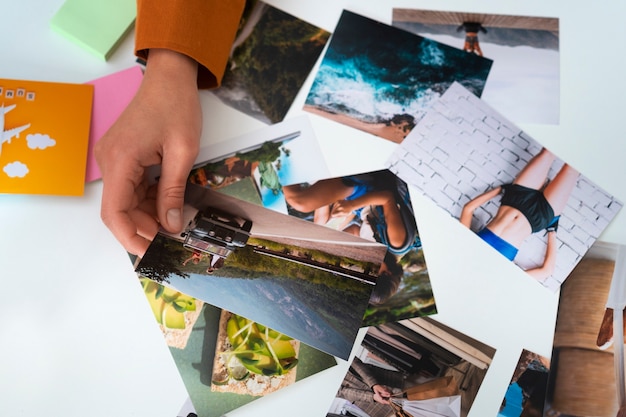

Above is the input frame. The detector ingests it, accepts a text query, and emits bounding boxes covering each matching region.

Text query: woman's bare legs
[510,147,578,215]
[282,178,354,213]
[333,190,407,249]
[313,204,331,225]
[543,163,579,215]
[513,148,556,189]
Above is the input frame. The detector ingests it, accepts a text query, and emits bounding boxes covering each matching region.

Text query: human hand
[372,384,392,404]
[95,49,202,256]
[330,199,356,218]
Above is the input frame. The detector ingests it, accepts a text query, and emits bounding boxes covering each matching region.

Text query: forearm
[143,49,198,90]
[460,186,502,227]
[346,190,395,212]
[135,0,246,88]
[527,231,558,281]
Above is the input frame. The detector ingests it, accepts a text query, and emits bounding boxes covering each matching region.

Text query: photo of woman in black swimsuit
[460,147,579,280]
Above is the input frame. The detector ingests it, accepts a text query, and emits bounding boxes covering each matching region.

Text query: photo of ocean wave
[304,10,492,143]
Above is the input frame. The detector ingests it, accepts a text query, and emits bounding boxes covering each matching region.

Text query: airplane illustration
[0,103,31,156]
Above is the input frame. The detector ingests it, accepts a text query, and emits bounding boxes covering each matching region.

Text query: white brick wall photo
[387,82,623,292]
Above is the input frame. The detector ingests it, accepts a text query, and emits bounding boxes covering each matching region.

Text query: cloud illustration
[26,133,56,150]
[3,161,29,178]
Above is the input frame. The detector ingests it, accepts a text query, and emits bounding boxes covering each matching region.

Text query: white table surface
[1,1,625,416]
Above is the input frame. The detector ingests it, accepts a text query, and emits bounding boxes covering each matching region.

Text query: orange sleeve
[135,0,246,89]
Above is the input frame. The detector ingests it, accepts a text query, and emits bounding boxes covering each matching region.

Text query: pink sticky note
[85,66,143,182]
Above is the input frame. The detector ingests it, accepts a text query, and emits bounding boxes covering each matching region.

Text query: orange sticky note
[0,78,93,196]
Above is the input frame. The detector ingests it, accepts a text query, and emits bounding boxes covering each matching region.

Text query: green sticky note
[50,0,136,61]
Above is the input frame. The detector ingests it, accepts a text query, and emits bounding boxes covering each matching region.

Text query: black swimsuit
[500,184,555,233]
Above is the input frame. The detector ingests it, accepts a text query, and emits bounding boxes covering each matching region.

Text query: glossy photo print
[497,349,550,417]
[146,116,332,214]
[304,10,492,144]
[212,1,330,124]
[141,289,337,417]
[136,184,387,359]
[174,120,437,326]
[545,241,626,417]
[281,169,436,326]
[393,8,560,125]
[326,317,495,417]
[387,82,622,291]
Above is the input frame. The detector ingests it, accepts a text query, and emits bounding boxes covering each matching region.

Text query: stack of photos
[212,0,331,124]
[392,8,560,125]
[326,317,495,417]
[127,5,625,417]
[387,82,622,291]
[137,114,439,414]
[138,116,347,415]
[135,183,386,360]
[168,116,438,327]
[304,10,493,144]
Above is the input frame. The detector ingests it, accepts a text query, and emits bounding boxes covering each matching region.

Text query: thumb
[157,146,198,233]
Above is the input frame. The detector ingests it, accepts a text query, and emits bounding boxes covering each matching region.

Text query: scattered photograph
[136,184,387,359]
[148,295,337,417]
[326,317,495,417]
[545,241,626,417]
[212,0,331,123]
[304,10,492,144]
[387,82,622,291]
[147,115,332,214]
[168,116,437,326]
[282,169,436,326]
[392,8,560,125]
[497,349,550,417]
[188,124,325,212]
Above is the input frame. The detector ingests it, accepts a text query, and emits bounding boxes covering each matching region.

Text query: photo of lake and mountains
[136,184,387,360]
[178,119,438,327]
